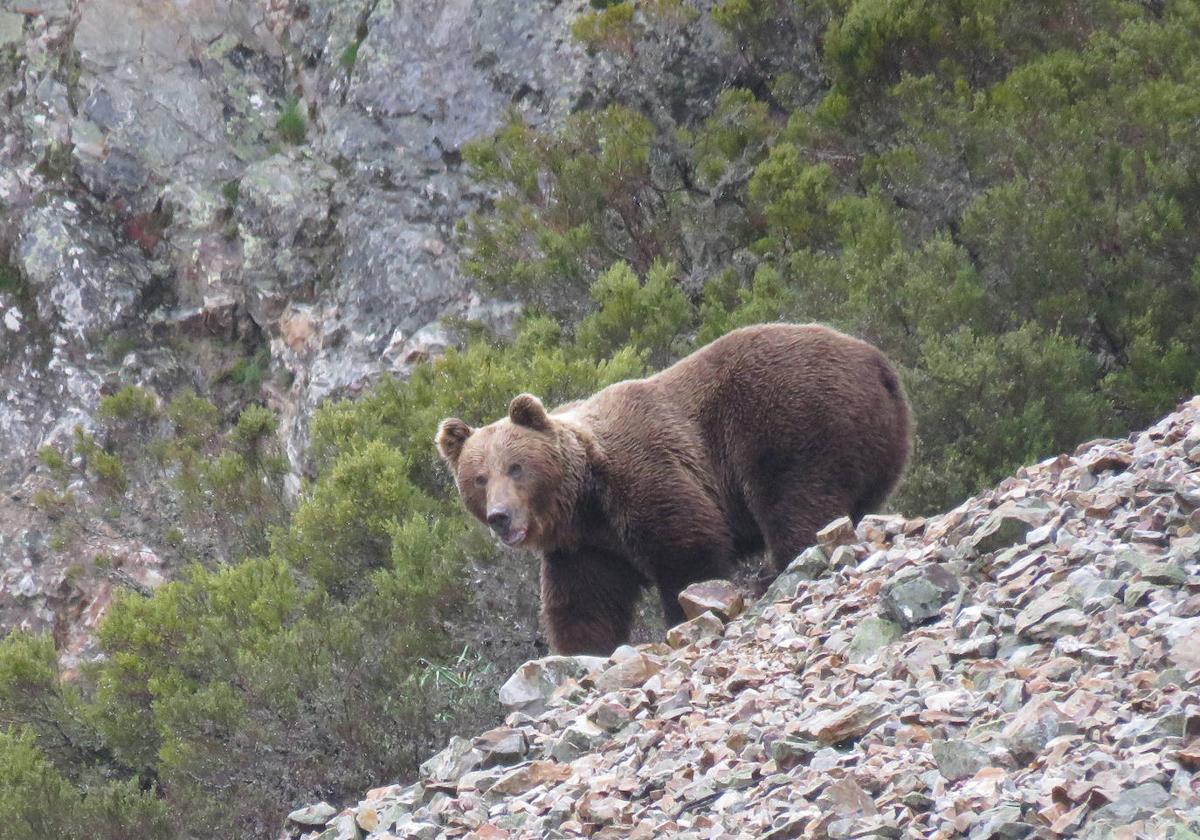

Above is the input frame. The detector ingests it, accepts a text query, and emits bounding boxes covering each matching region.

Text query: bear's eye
[506,463,523,478]
[473,475,487,487]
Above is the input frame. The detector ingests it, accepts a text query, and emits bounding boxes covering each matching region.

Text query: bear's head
[436,394,591,551]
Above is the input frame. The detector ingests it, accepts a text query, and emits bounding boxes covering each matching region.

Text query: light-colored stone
[288,802,337,826]
[816,516,857,550]
[677,579,744,621]
[498,655,609,714]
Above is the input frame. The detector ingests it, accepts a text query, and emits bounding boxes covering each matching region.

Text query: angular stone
[1003,697,1061,762]
[816,516,857,550]
[931,739,991,782]
[828,545,857,569]
[549,716,606,763]
[1124,580,1155,607]
[770,737,821,770]
[970,804,1033,840]
[325,812,360,840]
[967,501,1050,555]
[489,760,572,796]
[789,546,830,580]
[678,580,744,621]
[1171,535,1200,564]
[880,565,960,629]
[1090,782,1172,824]
[588,699,632,732]
[457,767,507,794]
[1164,617,1200,670]
[799,698,888,744]
[1085,450,1132,474]
[287,802,337,826]
[474,727,528,768]
[948,635,998,660]
[1138,561,1187,586]
[391,816,441,840]
[665,610,725,648]
[594,652,662,693]
[354,804,380,833]
[498,655,609,714]
[847,617,902,663]
[419,736,482,785]
[1014,591,1082,641]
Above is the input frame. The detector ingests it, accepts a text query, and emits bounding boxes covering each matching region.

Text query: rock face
[289,397,1200,840]
[0,0,614,656]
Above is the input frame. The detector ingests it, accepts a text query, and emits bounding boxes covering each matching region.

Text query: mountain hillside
[3,1,1200,837]
[289,398,1200,840]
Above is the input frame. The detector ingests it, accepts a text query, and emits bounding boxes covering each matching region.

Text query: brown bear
[436,323,911,655]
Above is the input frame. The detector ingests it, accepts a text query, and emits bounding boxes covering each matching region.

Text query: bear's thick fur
[436,323,911,654]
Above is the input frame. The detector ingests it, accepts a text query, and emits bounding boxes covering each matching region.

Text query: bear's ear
[509,393,552,432]
[435,418,473,466]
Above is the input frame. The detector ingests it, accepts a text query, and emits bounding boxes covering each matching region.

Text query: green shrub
[37,445,67,476]
[30,489,74,519]
[213,345,271,394]
[572,1,640,54]
[173,404,287,558]
[97,385,159,427]
[0,262,22,296]
[0,729,88,840]
[338,40,360,70]
[165,389,220,449]
[276,98,306,145]
[73,430,129,495]
[461,106,675,317]
[275,441,433,594]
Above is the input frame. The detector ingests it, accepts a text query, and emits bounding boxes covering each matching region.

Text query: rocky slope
[287,398,1200,840]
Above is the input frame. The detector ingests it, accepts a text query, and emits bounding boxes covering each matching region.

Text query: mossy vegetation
[0,262,22,296]
[275,98,306,145]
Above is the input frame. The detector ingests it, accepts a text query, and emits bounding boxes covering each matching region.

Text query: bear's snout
[486,506,527,546]
[486,508,510,531]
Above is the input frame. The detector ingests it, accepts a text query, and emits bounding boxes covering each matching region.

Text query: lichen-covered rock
[966,500,1051,555]
[881,564,960,629]
[287,801,337,826]
[497,655,608,714]
[847,617,902,663]
[665,610,725,649]
[931,739,991,782]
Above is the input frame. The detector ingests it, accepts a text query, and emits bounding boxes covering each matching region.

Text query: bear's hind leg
[540,548,645,655]
[749,486,853,573]
[653,553,726,628]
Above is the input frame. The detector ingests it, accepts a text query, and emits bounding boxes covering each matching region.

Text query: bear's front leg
[540,548,645,655]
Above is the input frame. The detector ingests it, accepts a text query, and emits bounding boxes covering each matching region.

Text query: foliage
[276,98,307,145]
[0,727,171,840]
[0,634,171,840]
[0,261,22,296]
[72,428,128,495]
[460,105,681,318]
[339,39,361,71]
[572,1,640,55]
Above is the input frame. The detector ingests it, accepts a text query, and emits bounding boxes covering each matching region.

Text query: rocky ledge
[287,398,1200,840]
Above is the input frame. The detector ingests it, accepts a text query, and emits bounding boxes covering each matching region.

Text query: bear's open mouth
[500,528,527,546]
